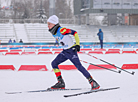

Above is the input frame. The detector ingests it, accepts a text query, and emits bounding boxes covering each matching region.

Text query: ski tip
[64,95,68,98]
[118,70,121,73]
[64,94,77,98]
[132,71,135,75]
[5,92,22,94]
[115,87,120,89]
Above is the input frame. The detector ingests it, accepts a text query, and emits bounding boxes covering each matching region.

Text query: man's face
[47,22,55,29]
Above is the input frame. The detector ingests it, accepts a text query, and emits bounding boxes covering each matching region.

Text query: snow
[0,70,138,102]
[0,54,138,102]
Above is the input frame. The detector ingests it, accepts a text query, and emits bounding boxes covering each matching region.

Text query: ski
[5,88,85,94]
[64,87,120,98]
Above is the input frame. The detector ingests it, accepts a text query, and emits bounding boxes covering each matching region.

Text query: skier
[47,15,100,90]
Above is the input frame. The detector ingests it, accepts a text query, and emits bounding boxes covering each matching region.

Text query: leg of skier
[64,48,100,90]
[50,52,68,89]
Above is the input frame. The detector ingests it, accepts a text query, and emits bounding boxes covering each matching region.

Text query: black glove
[74,45,80,52]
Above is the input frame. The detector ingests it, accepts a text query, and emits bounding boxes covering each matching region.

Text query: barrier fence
[0,64,138,71]
[0,43,138,71]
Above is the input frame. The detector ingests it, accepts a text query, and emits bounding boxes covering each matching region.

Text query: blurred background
[0,0,138,25]
[0,0,138,43]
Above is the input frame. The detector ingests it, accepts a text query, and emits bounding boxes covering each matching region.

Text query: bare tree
[43,0,49,18]
[3,0,73,19]
[11,0,33,19]
[55,0,73,19]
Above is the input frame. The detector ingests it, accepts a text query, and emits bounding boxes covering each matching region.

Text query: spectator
[19,39,23,43]
[0,39,1,44]
[54,38,59,46]
[8,39,12,43]
[97,29,103,49]
[13,39,16,43]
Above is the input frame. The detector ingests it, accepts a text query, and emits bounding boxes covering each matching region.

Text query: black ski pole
[80,60,121,74]
[81,51,135,75]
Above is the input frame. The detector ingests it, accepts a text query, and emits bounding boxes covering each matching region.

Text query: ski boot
[51,76,65,89]
[88,77,100,90]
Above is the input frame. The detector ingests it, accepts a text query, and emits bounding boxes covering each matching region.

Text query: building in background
[74,0,138,25]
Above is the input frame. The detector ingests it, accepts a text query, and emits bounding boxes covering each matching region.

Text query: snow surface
[0,54,138,102]
[0,70,138,102]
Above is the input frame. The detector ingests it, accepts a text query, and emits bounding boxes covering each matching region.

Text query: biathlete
[47,15,100,90]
